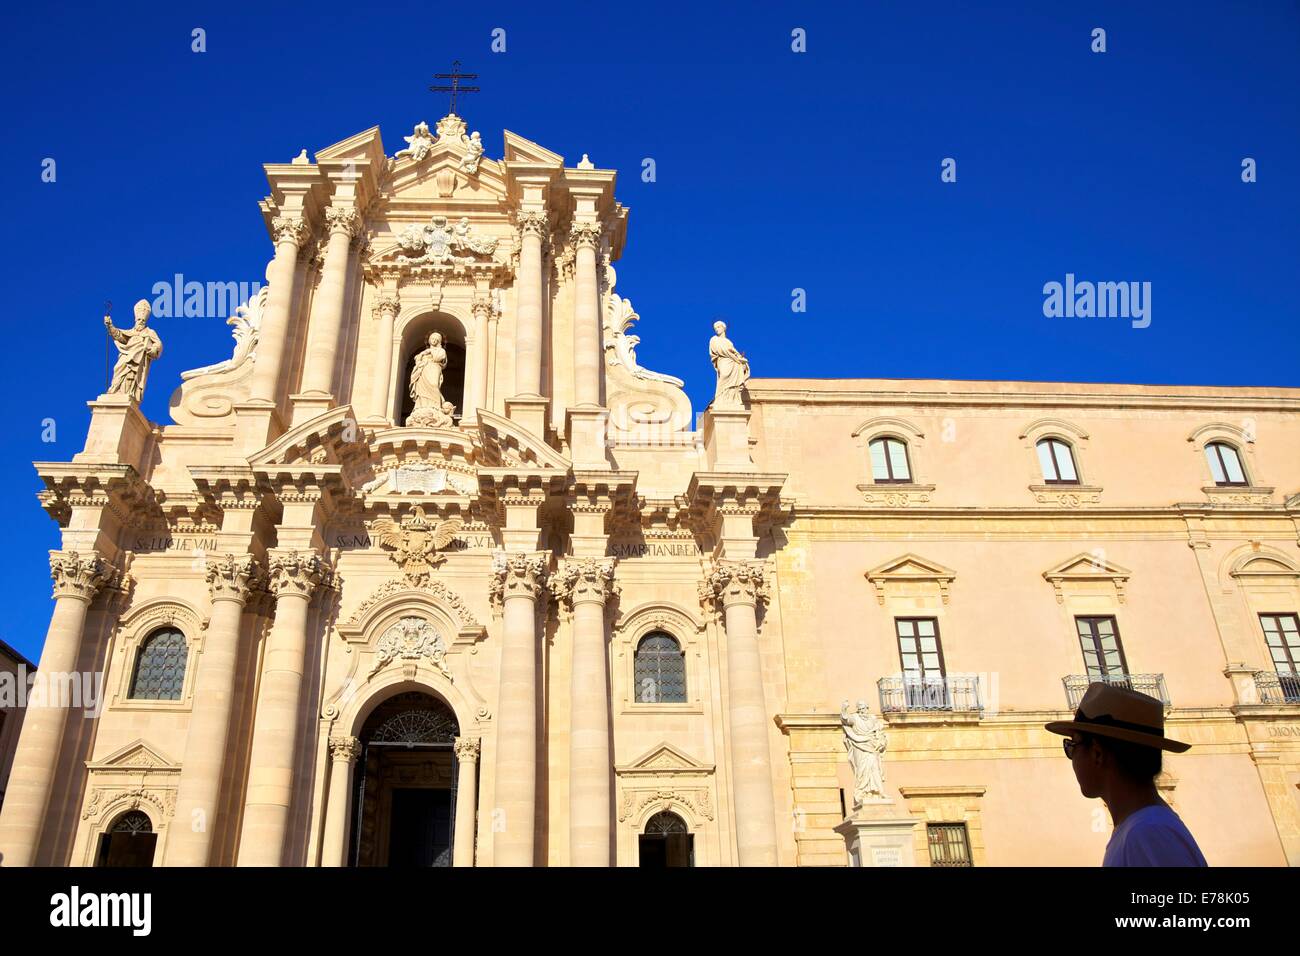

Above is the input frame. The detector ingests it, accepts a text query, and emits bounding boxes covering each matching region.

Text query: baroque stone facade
[1,111,1298,867]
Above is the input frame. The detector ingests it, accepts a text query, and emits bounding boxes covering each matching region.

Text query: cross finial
[429,60,479,116]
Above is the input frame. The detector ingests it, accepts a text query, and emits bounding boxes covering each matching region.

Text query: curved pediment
[250,405,368,467]
[475,409,570,470]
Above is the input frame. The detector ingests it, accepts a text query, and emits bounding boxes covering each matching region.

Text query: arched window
[1036,438,1079,483]
[1204,441,1247,486]
[633,632,687,703]
[129,628,188,700]
[868,437,911,483]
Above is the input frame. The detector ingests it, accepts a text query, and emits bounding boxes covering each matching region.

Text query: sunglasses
[1062,738,1088,758]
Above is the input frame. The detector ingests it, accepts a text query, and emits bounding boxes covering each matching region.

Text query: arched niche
[393,310,467,425]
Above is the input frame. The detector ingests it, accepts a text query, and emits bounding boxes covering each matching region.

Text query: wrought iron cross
[429,61,479,115]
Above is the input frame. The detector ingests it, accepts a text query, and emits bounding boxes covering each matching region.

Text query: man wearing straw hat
[1046,682,1207,866]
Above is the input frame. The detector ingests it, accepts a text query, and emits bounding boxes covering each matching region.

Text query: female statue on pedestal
[841,699,888,810]
[709,320,750,409]
[406,332,455,427]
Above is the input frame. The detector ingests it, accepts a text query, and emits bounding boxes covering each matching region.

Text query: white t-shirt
[1103,804,1207,867]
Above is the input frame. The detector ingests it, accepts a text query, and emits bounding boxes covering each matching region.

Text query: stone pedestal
[702,406,753,472]
[76,394,153,468]
[834,802,919,867]
[566,407,611,470]
[505,395,550,442]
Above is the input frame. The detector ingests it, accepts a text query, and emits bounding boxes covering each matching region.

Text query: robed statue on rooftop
[709,320,750,409]
[104,299,163,403]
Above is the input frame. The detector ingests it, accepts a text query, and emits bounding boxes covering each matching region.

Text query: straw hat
[1045,682,1190,753]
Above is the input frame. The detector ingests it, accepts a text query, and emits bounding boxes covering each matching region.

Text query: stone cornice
[35,462,161,529]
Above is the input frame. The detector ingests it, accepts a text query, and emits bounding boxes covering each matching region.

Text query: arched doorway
[639,810,694,868]
[396,314,466,425]
[349,691,461,866]
[95,809,156,867]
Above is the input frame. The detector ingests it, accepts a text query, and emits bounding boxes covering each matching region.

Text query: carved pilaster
[328,735,362,764]
[206,553,264,605]
[48,550,117,602]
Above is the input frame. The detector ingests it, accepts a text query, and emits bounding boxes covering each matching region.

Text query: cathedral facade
[1,111,1298,867]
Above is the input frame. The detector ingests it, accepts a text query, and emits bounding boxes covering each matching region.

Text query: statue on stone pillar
[104,299,163,402]
[406,331,455,427]
[841,699,888,809]
[709,320,750,409]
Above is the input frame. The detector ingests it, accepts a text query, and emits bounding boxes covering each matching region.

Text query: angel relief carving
[369,506,463,586]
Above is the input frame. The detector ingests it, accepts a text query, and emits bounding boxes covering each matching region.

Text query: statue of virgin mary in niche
[406,332,455,427]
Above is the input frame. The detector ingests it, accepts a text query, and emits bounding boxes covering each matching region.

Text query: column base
[504,395,550,442]
[833,801,919,867]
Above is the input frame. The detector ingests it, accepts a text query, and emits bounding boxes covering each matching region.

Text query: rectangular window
[927,823,973,867]
[1260,614,1300,700]
[896,618,948,708]
[1075,616,1128,680]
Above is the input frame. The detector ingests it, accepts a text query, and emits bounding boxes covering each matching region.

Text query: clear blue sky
[3,1,1297,661]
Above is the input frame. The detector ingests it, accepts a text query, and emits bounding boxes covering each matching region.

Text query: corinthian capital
[206,553,264,605]
[454,736,481,762]
[470,293,497,321]
[268,550,327,597]
[271,215,312,247]
[489,551,549,604]
[329,735,362,763]
[702,560,769,609]
[325,205,362,238]
[48,550,116,602]
[569,221,603,250]
[517,210,549,238]
[371,291,401,319]
[551,558,617,608]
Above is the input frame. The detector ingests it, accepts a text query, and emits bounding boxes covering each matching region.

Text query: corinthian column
[554,558,616,866]
[299,206,361,398]
[320,735,361,867]
[513,212,547,399]
[0,552,116,866]
[249,216,312,405]
[569,223,603,408]
[706,561,779,866]
[490,551,548,866]
[452,736,481,867]
[237,550,327,866]
[368,291,400,421]
[165,554,262,866]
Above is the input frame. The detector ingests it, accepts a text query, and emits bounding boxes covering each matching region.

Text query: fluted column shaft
[491,552,546,866]
[321,736,360,867]
[237,552,325,866]
[249,217,310,404]
[300,207,359,396]
[0,551,115,866]
[514,213,547,397]
[369,292,400,421]
[453,736,481,867]
[710,563,779,866]
[164,556,260,866]
[571,224,603,408]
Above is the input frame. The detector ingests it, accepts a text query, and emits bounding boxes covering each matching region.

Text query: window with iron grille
[868,437,912,482]
[128,628,188,700]
[1204,441,1248,486]
[927,822,973,867]
[1075,616,1128,681]
[1036,437,1079,483]
[1261,613,1300,698]
[896,618,948,708]
[633,632,686,703]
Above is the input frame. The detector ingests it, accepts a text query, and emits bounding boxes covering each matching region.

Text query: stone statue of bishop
[104,299,163,403]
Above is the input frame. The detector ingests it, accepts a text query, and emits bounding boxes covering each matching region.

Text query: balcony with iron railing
[1247,669,1300,705]
[878,674,984,717]
[1062,673,1169,711]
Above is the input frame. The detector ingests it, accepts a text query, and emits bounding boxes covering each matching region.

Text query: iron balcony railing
[1250,669,1300,705]
[1063,673,1169,710]
[878,674,983,714]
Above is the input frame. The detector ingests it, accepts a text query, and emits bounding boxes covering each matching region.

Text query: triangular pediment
[1042,553,1131,582]
[313,125,386,165]
[87,739,179,773]
[617,743,713,777]
[865,553,957,584]
[502,129,564,166]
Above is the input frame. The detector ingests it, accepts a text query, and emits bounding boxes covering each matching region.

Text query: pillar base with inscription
[834,800,919,868]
